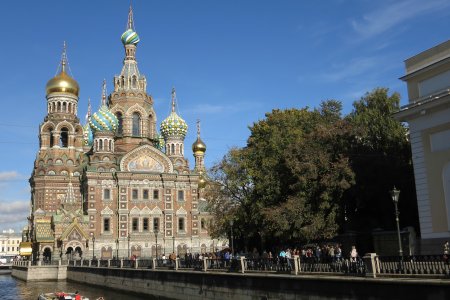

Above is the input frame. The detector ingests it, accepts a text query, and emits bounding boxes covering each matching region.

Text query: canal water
[0,274,158,300]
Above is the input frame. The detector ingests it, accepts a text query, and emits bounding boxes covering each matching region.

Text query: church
[28,6,220,261]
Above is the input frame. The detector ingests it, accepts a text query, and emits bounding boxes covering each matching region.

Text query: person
[75,291,81,300]
[444,241,449,264]
[350,246,358,262]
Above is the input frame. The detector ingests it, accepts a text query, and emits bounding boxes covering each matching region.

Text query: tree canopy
[206,88,418,252]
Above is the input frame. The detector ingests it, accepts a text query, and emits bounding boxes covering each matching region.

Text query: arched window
[116,112,123,135]
[49,127,54,148]
[132,76,137,88]
[171,144,175,155]
[132,112,141,136]
[121,76,125,88]
[60,128,69,147]
[99,139,103,151]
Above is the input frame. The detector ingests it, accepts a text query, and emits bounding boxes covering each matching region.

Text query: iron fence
[377,255,450,275]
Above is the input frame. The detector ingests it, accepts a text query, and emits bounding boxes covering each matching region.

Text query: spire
[61,41,67,73]
[101,79,107,106]
[85,98,91,123]
[171,87,176,113]
[127,4,135,31]
[197,119,201,138]
[64,174,76,203]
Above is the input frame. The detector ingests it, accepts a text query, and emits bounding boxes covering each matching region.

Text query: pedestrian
[350,245,358,262]
[444,241,449,264]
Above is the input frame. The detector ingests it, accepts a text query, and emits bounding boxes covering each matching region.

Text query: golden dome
[198,174,207,189]
[46,65,79,97]
[192,137,206,153]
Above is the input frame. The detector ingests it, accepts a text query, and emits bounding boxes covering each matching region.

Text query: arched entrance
[101,246,113,259]
[43,247,52,262]
[177,244,187,257]
[131,245,142,258]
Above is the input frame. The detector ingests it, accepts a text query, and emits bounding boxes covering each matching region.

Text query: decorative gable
[120,144,173,173]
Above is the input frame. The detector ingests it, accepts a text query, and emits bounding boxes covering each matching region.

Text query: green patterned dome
[121,29,140,45]
[89,105,118,133]
[83,122,93,146]
[160,111,188,139]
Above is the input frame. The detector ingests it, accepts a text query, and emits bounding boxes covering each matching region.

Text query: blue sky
[0,0,449,234]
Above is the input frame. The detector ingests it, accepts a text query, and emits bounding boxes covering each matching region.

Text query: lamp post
[92,237,95,259]
[390,187,403,258]
[115,239,119,259]
[127,234,131,258]
[154,228,158,258]
[172,236,175,255]
[229,220,234,256]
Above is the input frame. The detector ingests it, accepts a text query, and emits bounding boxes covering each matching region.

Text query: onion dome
[121,29,140,45]
[83,123,93,146]
[198,174,207,189]
[121,6,140,45]
[153,133,165,151]
[192,119,206,153]
[89,81,118,132]
[46,42,79,97]
[192,136,206,153]
[160,88,188,139]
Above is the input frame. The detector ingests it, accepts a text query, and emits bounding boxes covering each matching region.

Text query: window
[153,189,159,200]
[132,189,139,200]
[178,190,184,201]
[143,189,149,200]
[132,112,141,136]
[60,127,69,147]
[104,218,110,232]
[132,218,139,231]
[116,112,123,135]
[153,218,160,231]
[143,218,149,231]
[104,189,111,200]
[201,218,206,229]
[178,217,185,231]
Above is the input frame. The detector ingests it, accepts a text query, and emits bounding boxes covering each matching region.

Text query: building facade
[28,7,221,261]
[394,40,450,253]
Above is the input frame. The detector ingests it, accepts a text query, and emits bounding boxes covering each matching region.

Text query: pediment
[176,206,187,216]
[151,206,163,215]
[60,220,89,241]
[101,206,114,215]
[120,144,173,173]
[141,206,151,215]
[130,206,140,215]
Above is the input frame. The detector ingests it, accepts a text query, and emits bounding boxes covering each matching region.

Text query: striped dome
[160,112,188,139]
[121,29,140,45]
[83,123,93,146]
[89,105,118,132]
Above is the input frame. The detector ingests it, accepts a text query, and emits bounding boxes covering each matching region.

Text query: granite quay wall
[67,266,450,300]
[12,261,67,281]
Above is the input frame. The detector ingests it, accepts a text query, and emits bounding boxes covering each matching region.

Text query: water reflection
[0,275,154,300]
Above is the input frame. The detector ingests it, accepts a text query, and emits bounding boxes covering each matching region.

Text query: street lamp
[229,220,234,256]
[172,236,175,255]
[92,237,95,259]
[127,234,131,258]
[154,228,158,258]
[116,239,119,259]
[390,187,403,257]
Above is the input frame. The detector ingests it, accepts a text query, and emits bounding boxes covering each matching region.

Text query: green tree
[344,88,418,232]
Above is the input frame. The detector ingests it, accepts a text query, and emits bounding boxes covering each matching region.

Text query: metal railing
[377,255,450,276]
[17,253,448,279]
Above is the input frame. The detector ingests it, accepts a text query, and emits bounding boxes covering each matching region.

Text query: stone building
[394,40,450,253]
[28,6,221,261]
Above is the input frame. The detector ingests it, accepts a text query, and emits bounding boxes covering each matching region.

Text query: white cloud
[320,56,381,82]
[0,171,19,181]
[351,0,450,39]
[0,200,29,232]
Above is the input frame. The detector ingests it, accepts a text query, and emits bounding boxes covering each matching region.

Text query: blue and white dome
[89,105,118,133]
[83,123,93,146]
